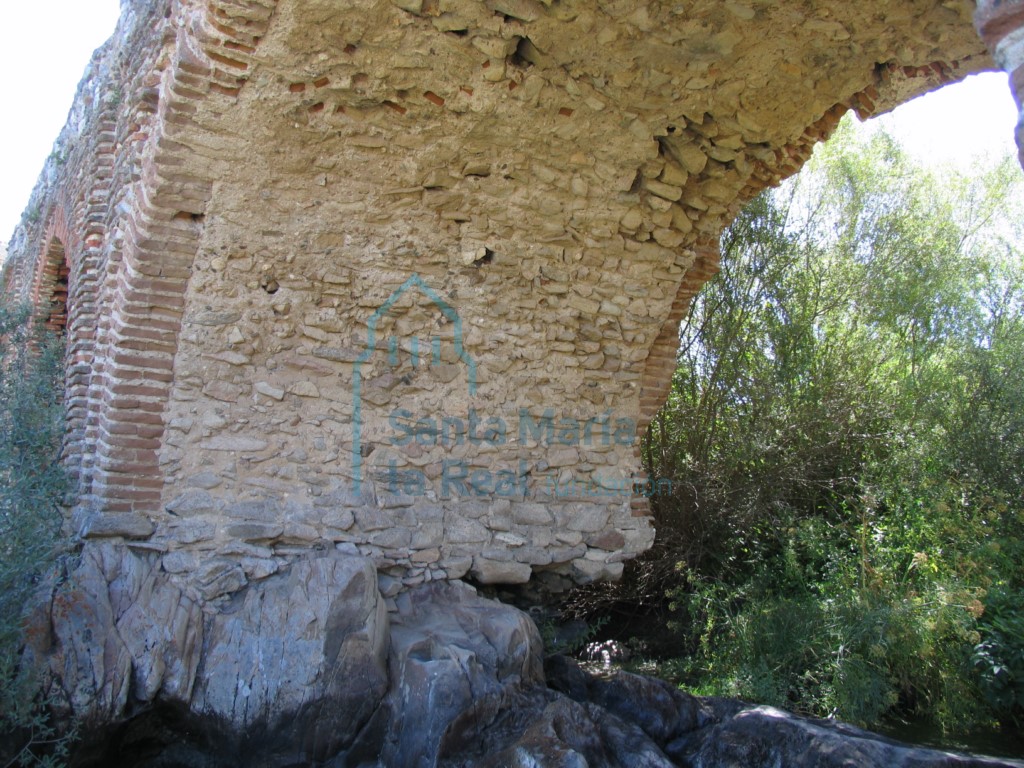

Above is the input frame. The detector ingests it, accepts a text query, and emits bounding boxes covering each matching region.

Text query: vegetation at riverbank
[583,120,1024,748]
[0,304,71,766]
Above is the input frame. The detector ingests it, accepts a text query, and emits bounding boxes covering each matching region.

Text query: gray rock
[79,511,156,540]
[239,556,279,580]
[223,522,284,541]
[313,486,376,509]
[542,657,1024,768]
[33,544,192,720]
[323,509,355,531]
[194,559,247,600]
[166,489,220,517]
[439,691,678,768]
[669,705,1024,768]
[192,553,388,762]
[472,556,532,584]
[346,580,544,768]
[192,310,242,326]
[447,515,491,544]
[545,656,733,746]
[378,491,418,508]
[161,550,200,574]
[513,502,554,525]
[33,543,388,764]
[355,507,393,531]
[166,519,217,544]
[224,499,280,522]
[199,435,269,452]
[370,527,412,548]
[28,549,1024,768]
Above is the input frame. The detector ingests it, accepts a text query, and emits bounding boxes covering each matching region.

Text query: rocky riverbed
[27,544,1024,767]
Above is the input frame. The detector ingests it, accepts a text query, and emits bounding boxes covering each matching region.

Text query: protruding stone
[676,141,710,174]
[187,472,223,490]
[167,489,220,517]
[513,503,554,525]
[391,0,424,13]
[195,559,248,600]
[161,550,200,574]
[255,381,285,400]
[447,516,491,544]
[471,555,532,584]
[80,512,155,540]
[645,179,684,201]
[290,380,320,397]
[224,522,284,541]
[660,161,689,187]
[487,0,544,22]
[225,500,280,522]
[199,436,269,452]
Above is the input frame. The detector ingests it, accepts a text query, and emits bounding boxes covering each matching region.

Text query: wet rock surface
[33,544,1024,767]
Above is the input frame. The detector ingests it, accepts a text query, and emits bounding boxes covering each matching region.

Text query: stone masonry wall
[3,0,1020,595]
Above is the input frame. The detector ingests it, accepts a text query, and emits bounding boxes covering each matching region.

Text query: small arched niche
[39,237,70,336]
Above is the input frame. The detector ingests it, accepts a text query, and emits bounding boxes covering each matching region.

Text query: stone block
[187,472,223,490]
[471,557,532,584]
[200,436,269,452]
[224,499,280,522]
[512,503,553,525]
[195,559,248,600]
[224,522,284,541]
[80,512,155,540]
[370,527,413,549]
[162,550,200,574]
[166,489,220,517]
[446,516,491,544]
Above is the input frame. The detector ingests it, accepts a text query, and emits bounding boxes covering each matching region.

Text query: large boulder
[438,689,679,768]
[671,705,1023,768]
[342,580,545,767]
[191,553,389,763]
[31,543,388,764]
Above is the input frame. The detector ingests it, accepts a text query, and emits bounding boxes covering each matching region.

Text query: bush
[669,521,986,730]
[0,303,72,766]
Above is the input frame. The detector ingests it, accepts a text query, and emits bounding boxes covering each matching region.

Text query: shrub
[0,303,71,766]
[620,122,1024,739]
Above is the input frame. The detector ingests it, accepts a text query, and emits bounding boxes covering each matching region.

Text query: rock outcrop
[30,545,1024,767]
[32,543,388,763]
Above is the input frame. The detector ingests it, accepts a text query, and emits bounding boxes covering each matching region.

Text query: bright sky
[0,4,1020,245]
[0,0,122,244]
[865,71,1020,173]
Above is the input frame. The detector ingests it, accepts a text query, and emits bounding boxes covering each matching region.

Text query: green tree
[636,119,1024,738]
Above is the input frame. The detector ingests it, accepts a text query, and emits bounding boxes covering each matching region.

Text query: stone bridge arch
[3,0,1022,586]
[6,1,1024,756]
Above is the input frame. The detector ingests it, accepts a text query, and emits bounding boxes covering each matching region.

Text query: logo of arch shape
[352,273,478,494]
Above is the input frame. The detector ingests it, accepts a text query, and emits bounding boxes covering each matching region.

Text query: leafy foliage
[0,304,71,766]
[633,120,1024,740]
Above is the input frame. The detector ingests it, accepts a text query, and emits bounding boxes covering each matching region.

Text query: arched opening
[35,237,69,336]
[44,253,69,336]
[565,72,1024,755]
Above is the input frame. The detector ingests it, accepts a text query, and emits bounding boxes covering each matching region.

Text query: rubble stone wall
[3,0,1020,593]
